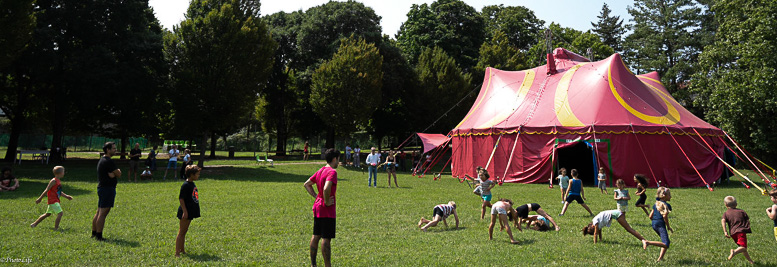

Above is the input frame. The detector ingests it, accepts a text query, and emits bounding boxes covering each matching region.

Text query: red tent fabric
[450,48,724,188]
[417,133,450,154]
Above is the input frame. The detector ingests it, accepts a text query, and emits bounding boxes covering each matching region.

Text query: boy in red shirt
[31,166,73,230]
[722,196,754,264]
[303,148,340,267]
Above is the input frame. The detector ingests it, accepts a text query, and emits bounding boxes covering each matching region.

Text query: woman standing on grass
[175,165,201,257]
[385,150,398,188]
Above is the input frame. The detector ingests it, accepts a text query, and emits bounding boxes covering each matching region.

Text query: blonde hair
[724,196,737,208]
[448,201,456,209]
[615,179,625,187]
[53,166,65,175]
[655,187,671,216]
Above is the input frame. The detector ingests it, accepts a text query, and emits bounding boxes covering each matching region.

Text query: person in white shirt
[345,144,352,166]
[366,147,380,187]
[164,144,180,180]
[353,146,361,168]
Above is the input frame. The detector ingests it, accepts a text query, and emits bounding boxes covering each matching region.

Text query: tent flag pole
[630,124,659,186]
[664,126,712,191]
[501,129,521,186]
[591,124,605,187]
[723,130,775,185]
[692,128,767,195]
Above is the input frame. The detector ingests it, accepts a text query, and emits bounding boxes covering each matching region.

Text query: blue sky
[149,0,634,37]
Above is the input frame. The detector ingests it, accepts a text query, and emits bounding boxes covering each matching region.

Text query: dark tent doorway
[556,141,596,185]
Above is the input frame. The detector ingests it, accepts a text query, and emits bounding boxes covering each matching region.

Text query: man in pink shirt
[303,148,340,267]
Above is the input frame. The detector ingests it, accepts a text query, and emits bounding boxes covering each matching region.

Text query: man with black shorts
[303,148,340,267]
[92,142,121,241]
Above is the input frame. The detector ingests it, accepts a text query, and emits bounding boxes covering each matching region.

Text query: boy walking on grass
[722,196,754,264]
[31,166,73,230]
[303,148,340,267]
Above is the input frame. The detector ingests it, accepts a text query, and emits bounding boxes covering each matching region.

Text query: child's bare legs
[488,214,497,239]
[418,217,431,228]
[499,214,519,244]
[638,205,650,216]
[175,218,191,257]
[560,188,566,203]
[30,213,51,228]
[728,247,754,264]
[54,212,63,230]
[481,200,491,219]
[616,215,645,241]
[559,201,570,215]
[421,215,442,231]
[309,235,332,267]
[535,208,560,231]
[580,203,594,216]
[392,172,398,187]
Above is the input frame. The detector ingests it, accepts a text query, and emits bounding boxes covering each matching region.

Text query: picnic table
[14,150,50,165]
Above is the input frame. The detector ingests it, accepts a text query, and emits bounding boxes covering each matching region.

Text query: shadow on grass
[202,166,310,183]
[675,259,715,266]
[0,180,92,200]
[106,237,141,247]
[185,252,222,262]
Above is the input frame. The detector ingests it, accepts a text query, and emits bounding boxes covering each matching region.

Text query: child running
[559,169,594,216]
[597,167,607,194]
[766,189,777,241]
[613,179,630,214]
[556,168,569,204]
[478,168,495,220]
[634,174,650,216]
[31,166,73,230]
[488,198,520,244]
[510,203,560,231]
[418,201,459,231]
[722,196,754,264]
[646,187,673,261]
[175,165,201,257]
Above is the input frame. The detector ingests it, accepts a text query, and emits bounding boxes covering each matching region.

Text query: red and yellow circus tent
[450,48,725,188]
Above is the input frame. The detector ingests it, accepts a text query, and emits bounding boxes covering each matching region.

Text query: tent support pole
[501,129,521,185]
[664,126,711,190]
[630,124,659,186]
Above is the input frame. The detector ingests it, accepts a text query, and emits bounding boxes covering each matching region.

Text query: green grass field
[2,159,776,266]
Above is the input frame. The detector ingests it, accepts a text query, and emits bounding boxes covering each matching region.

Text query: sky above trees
[149,0,632,36]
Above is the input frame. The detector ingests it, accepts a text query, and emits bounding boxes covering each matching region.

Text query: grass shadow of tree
[0,180,92,200]
[106,237,141,247]
[202,166,310,183]
[185,252,222,262]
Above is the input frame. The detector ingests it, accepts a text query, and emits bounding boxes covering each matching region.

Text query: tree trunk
[325,126,335,149]
[197,132,208,167]
[119,133,128,160]
[209,132,217,158]
[49,91,66,163]
[3,115,25,161]
[275,127,288,156]
[222,134,228,151]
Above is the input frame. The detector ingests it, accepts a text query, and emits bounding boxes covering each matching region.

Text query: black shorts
[565,194,584,204]
[97,187,116,208]
[516,203,541,219]
[313,217,336,239]
[433,207,446,219]
[635,194,647,206]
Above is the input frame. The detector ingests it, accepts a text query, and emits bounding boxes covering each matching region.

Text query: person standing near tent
[613,179,630,214]
[353,146,361,168]
[478,168,495,220]
[366,147,380,188]
[164,144,179,180]
[385,150,398,188]
[556,168,570,204]
[560,169,594,216]
[345,144,352,166]
[303,141,310,161]
[597,167,608,194]
[634,174,651,216]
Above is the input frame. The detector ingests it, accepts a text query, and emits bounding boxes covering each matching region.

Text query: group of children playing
[417,165,776,263]
[28,164,202,258]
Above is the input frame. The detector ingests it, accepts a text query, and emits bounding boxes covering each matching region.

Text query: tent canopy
[450,48,724,188]
[416,133,450,154]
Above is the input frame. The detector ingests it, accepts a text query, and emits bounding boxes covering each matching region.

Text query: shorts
[433,207,447,219]
[617,204,629,213]
[482,193,492,202]
[491,207,507,215]
[473,186,482,195]
[97,187,116,208]
[346,153,352,160]
[516,203,541,219]
[731,232,747,248]
[167,160,178,169]
[774,227,777,241]
[565,194,584,204]
[313,217,336,239]
[651,221,670,247]
[46,202,63,214]
[129,160,139,172]
[598,182,606,190]
[635,194,647,206]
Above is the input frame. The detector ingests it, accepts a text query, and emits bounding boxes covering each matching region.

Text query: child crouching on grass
[31,166,73,230]
[489,198,519,244]
[418,201,458,231]
[175,165,201,257]
[722,196,754,264]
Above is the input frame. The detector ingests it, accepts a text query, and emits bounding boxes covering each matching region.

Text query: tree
[396,0,484,71]
[369,37,418,149]
[591,3,627,52]
[481,4,544,51]
[410,46,473,133]
[690,0,777,162]
[311,36,383,148]
[165,0,276,165]
[527,23,614,67]
[474,30,526,79]
[622,0,700,99]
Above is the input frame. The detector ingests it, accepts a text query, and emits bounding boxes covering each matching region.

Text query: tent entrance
[556,141,596,185]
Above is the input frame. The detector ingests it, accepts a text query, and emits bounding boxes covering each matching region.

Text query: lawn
[1,159,776,266]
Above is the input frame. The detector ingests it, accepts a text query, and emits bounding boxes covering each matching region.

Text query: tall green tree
[623,0,700,100]
[165,0,275,165]
[690,0,777,161]
[591,3,626,52]
[527,23,613,67]
[474,30,526,79]
[311,35,383,148]
[411,46,473,133]
[481,4,544,51]
[396,0,484,71]
[369,37,418,148]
